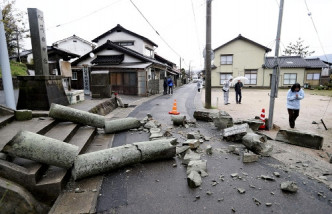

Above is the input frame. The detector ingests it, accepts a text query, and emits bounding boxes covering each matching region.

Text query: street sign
[203,48,215,61]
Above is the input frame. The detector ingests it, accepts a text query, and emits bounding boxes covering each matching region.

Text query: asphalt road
[96,83,332,214]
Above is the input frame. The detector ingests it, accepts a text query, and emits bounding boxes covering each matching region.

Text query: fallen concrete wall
[49,103,105,128]
[3,131,79,169]
[72,138,176,180]
[104,117,141,134]
[275,129,324,150]
[89,97,118,116]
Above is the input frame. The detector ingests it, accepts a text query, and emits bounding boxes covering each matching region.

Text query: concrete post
[49,103,105,128]
[0,7,16,110]
[171,115,186,126]
[104,117,141,134]
[3,131,79,169]
[72,138,176,180]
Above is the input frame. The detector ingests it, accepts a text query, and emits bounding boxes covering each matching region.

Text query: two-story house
[212,34,271,88]
[52,34,96,57]
[71,24,171,96]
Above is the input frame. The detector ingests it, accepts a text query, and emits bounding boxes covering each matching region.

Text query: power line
[190,0,203,66]
[47,0,124,31]
[129,0,187,67]
[303,0,328,62]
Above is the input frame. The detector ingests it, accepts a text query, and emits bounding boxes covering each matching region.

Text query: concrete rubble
[187,160,208,177]
[275,129,324,150]
[187,131,203,140]
[171,115,187,126]
[234,119,264,131]
[242,132,273,156]
[221,124,248,141]
[280,181,298,193]
[4,131,79,169]
[182,149,201,165]
[206,145,213,155]
[72,138,176,180]
[49,103,105,128]
[183,139,200,149]
[14,110,32,121]
[187,171,202,188]
[212,111,234,130]
[104,117,141,134]
[193,110,218,122]
[242,151,259,163]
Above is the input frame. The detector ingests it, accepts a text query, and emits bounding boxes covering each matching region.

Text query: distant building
[52,34,96,57]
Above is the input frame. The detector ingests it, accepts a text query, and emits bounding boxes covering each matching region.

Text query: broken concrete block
[149,132,164,139]
[280,181,298,193]
[242,132,273,156]
[4,131,79,169]
[187,131,202,139]
[193,110,219,122]
[236,119,264,131]
[222,124,248,141]
[14,110,32,121]
[150,128,161,133]
[237,188,246,194]
[187,171,202,188]
[183,139,200,149]
[49,103,105,128]
[242,152,259,163]
[228,145,236,153]
[233,148,241,156]
[275,129,324,150]
[171,115,186,126]
[144,120,158,129]
[231,173,239,178]
[206,145,213,155]
[187,160,208,177]
[72,138,176,180]
[212,111,233,130]
[182,149,201,165]
[273,172,280,177]
[260,175,275,181]
[163,130,173,137]
[104,117,141,134]
[176,146,190,155]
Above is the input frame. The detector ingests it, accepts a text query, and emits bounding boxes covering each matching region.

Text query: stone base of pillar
[16,75,69,110]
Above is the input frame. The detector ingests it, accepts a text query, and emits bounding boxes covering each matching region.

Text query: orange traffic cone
[259,108,266,130]
[169,99,180,115]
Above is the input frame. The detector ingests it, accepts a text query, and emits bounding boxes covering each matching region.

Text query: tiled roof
[92,24,158,47]
[90,54,124,65]
[214,34,271,52]
[72,40,165,67]
[265,56,327,68]
[52,35,96,48]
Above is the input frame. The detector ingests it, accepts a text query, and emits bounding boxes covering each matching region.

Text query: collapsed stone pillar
[49,103,105,128]
[3,131,79,169]
[72,138,176,180]
[104,117,141,134]
[171,115,186,126]
[242,132,273,156]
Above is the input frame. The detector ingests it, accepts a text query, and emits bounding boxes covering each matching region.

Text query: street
[96,83,332,214]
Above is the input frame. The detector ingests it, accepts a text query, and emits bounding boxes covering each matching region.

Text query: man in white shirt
[222,76,233,105]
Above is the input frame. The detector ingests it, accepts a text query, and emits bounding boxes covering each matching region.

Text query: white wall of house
[56,38,94,56]
[96,31,155,57]
[263,68,305,87]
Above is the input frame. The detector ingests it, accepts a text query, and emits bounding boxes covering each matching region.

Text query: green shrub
[0,61,27,78]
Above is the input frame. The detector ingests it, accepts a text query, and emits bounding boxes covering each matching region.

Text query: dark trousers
[163,86,168,95]
[169,86,173,94]
[288,108,300,128]
[236,90,242,103]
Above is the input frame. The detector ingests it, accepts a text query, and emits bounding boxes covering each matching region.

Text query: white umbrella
[231,76,249,85]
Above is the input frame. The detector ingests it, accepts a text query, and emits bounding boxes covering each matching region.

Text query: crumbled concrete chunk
[280,181,298,193]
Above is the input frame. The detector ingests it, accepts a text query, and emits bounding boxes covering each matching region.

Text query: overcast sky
[15,0,332,70]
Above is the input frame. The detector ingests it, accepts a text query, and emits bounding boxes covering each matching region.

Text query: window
[283,73,297,85]
[220,55,233,65]
[72,72,77,80]
[307,73,320,80]
[114,41,134,46]
[244,70,257,85]
[144,47,153,57]
[220,73,233,85]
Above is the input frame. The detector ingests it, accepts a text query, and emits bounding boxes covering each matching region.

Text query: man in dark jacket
[167,76,174,95]
[234,80,243,104]
[163,78,168,95]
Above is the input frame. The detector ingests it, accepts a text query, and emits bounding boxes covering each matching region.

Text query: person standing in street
[234,79,243,104]
[287,83,304,128]
[163,77,168,95]
[167,76,174,95]
[222,76,233,105]
[197,80,202,92]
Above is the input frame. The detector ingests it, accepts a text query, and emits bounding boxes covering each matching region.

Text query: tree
[1,0,29,60]
[283,37,315,57]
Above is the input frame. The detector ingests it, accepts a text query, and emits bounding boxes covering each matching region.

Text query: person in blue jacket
[287,83,305,128]
[167,76,174,95]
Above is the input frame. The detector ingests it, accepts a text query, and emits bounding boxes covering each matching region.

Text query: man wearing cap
[222,76,233,105]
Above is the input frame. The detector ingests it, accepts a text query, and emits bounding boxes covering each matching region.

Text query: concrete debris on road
[193,110,218,122]
[187,171,202,188]
[242,151,259,163]
[171,115,187,126]
[176,146,190,156]
[253,197,262,206]
[105,117,141,134]
[187,160,208,177]
[187,131,203,140]
[212,110,234,130]
[183,139,200,149]
[237,188,246,194]
[221,124,248,141]
[206,145,213,155]
[4,131,79,169]
[72,138,176,180]
[49,103,105,128]
[273,172,280,177]
[182,149,201,165]
[234,119,264,131]
[275,129,324,150]
[260,175,275,181]
[280,181,298,193]
[242,132,273,156]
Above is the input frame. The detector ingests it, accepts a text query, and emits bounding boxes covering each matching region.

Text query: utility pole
[268,0,284,130]
[16,27,21,63]
[205,0,212,108]
[0,7,16,109]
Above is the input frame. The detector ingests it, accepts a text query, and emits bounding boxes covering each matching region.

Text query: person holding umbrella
[222,76,233,105]
[234,79,243,104]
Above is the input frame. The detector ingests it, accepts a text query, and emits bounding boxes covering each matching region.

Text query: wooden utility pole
[268,0,284,130]
[205,0,212,108]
